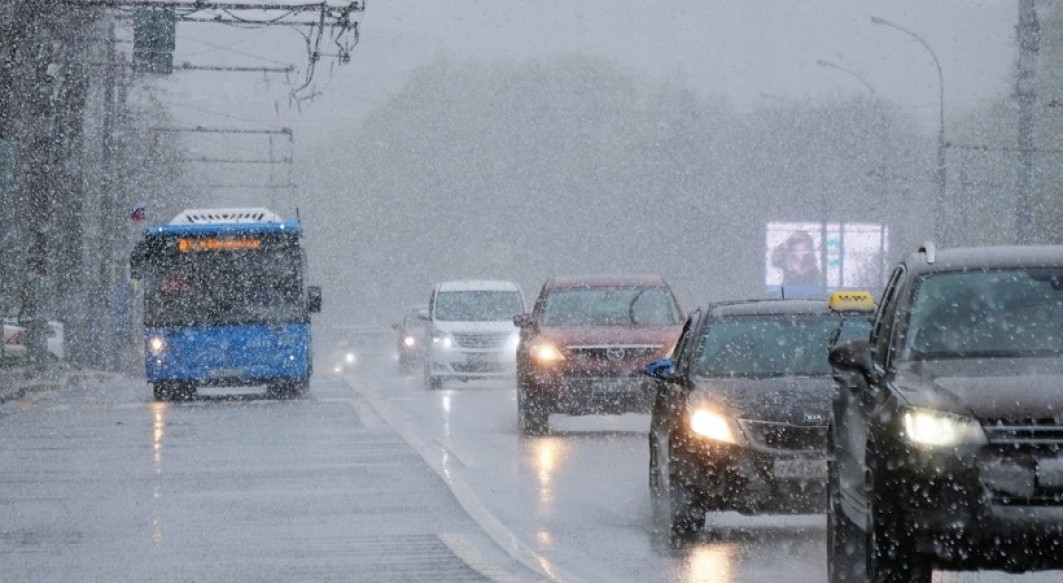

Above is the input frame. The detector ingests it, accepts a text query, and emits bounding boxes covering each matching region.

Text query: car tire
[155,381,196,402]
[649,432,704,544]
[865,443,932,583]
[517,378,549,436]
[827,448,864,582]
[424,361,443,390]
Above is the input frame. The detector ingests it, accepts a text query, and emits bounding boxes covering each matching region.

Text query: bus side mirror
[130,243,145,280]
[307,286,322,313]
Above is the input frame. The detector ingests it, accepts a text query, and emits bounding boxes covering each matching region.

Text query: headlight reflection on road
[683,542,738,583]
[151,402,167,476]
[529,437,567,516]
[150,401,168,548]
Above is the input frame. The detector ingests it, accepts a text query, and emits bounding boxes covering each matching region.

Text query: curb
[0,368,117,406]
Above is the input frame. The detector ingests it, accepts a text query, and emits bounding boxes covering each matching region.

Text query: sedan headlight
[345,352,356,364]
[529,340,564,363]
[688,408,740,444]
[403,335,417,347]
[148,336,167,356]
[903,408,987,447]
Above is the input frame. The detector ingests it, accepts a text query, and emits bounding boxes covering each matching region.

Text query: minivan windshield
[907,268,1063,358]
[433,290,524,322]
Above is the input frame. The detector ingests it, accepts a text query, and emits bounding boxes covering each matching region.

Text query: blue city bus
[130,208,322,401]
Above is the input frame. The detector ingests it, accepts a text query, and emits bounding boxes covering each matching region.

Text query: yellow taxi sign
[829,290,876,313]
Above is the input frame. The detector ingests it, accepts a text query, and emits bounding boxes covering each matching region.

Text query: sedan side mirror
[829,339,872,377]
[644,358,675,380]
[416,309,430,321]
[307,286,322,313]
[513,313,533,328]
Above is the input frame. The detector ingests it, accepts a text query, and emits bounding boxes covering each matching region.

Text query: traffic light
[133,9,175,74]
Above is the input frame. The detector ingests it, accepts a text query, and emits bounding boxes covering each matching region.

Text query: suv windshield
[907,268,1063,358]
[434,290,523,322]
[541,286,681,326]
[697,315,851,377]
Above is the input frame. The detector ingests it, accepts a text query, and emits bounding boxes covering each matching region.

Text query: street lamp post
[870,15,947,243]
[816,59,877,97]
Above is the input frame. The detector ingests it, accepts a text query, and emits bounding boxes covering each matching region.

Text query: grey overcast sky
[161,1,1019,132]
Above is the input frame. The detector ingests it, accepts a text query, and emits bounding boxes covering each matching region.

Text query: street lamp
[816,59,877,97]
[870,15,947,243]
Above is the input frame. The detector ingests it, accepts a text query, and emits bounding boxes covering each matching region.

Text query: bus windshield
[143,247,305,326]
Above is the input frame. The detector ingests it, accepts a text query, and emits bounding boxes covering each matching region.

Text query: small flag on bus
[131,203,147,221]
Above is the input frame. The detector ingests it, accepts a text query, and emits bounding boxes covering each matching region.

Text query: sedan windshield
[541,286,681,326]
[907,268,1063,358]
[697,315,849,377]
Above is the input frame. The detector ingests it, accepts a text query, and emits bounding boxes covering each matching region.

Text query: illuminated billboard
[766,222,889,296]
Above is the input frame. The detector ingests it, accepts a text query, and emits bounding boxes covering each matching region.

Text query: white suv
[422,280,525,389]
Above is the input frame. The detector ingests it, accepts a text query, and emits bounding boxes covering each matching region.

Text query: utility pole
[1015,0,1039,245]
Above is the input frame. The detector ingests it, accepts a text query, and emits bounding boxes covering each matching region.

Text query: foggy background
[6,0,1057,357]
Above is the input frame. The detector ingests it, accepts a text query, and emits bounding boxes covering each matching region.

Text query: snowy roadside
[0,365,116,405]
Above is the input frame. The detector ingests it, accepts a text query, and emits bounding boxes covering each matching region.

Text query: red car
[514,275,683,435]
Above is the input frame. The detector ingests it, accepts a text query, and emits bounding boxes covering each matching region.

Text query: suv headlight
[903,408,987,447]
[529,339,564,363]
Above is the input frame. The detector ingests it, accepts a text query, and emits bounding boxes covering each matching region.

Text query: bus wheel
[153,382,195,401]
[267,381,306,399]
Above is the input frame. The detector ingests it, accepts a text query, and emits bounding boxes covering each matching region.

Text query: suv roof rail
[918,241,937,264]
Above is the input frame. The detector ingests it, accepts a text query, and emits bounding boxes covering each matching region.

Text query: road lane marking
[434,437,477,469]
[439,532,541,583]
[343,375,583,583]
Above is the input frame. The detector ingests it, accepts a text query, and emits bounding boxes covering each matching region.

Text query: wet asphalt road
[1,365,1060,582]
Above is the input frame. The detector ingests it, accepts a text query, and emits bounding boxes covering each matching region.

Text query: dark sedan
[645,292,873,542]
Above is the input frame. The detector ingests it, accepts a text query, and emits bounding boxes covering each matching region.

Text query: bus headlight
[148,336,167,356]
[403,335,417,347]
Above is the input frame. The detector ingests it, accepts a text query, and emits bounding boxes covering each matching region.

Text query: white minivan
[421,280,525,389]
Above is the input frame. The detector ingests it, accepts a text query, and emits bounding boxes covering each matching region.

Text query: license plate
[1037,458,1063,489]
[466,352,498,364]
[592,379,630,394]
[773,459,827,479]
[209,367,243,379]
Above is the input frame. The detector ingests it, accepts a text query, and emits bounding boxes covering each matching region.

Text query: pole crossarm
[204,183,297,189]
[176,63,294,73]
[61,1,362,26]
[150,126,292,135]
[179,157,293,164]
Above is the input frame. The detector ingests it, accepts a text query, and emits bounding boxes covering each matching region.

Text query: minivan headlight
[903,408,987,447]
[432,331,454,349]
